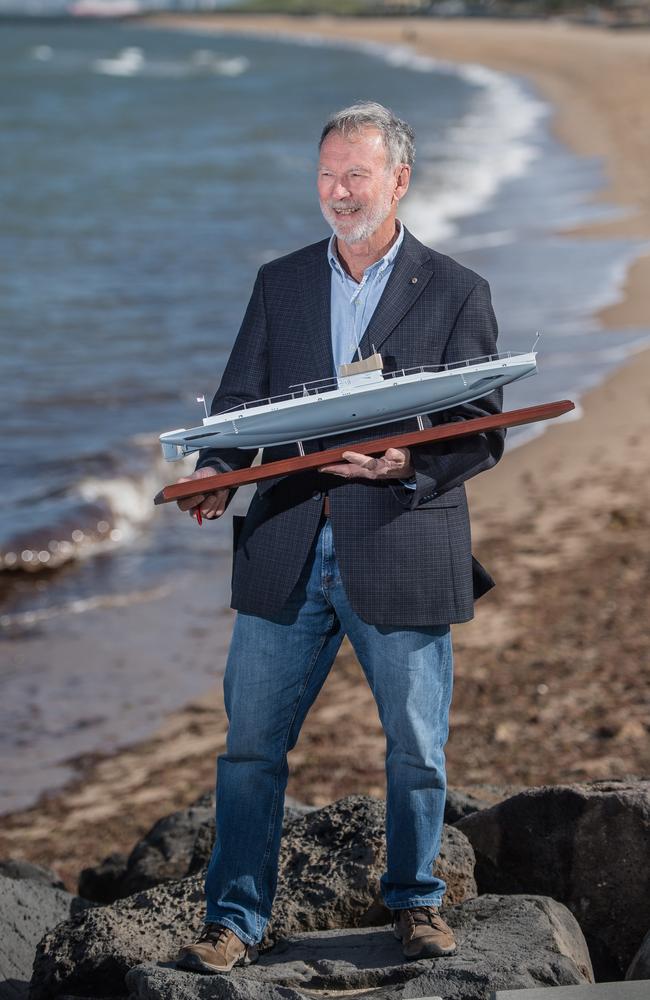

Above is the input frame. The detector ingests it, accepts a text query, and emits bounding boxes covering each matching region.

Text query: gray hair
[319,101,415,169]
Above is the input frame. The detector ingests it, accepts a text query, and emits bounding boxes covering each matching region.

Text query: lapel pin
[410,277,418,284]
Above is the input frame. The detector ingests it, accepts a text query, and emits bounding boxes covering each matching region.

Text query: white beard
[321,188,394,245]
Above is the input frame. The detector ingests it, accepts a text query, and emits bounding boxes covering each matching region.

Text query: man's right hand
[176,467,230,521]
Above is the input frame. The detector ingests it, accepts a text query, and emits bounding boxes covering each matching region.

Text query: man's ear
[394,164,411,202]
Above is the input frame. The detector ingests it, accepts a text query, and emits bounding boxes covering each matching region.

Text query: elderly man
[176,102,504,974]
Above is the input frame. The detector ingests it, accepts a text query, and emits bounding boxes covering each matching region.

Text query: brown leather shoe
[393,906,457,959]
[176,923,259,974]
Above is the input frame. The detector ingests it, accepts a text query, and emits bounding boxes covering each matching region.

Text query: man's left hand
[319,447,413,481]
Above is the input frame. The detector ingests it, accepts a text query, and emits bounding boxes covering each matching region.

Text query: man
[175,102,504,974]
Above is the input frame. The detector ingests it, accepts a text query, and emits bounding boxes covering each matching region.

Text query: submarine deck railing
[216,350,528,416]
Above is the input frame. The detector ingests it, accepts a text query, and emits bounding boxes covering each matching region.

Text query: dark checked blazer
[196,225,505,627]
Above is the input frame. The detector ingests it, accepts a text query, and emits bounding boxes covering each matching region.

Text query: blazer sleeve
[194,266,270,477]
[396,277,506,508]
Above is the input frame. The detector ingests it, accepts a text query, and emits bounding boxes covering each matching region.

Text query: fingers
[318,448,412,481]
[197,491,228,519]
[175,467,219,513]
[185,488,229,521]
[178,493,205,512]
[319,451,377,479]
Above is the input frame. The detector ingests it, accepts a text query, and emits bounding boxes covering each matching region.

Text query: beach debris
[456,779,650,979]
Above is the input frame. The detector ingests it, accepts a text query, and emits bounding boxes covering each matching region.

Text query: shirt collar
[327,220,404,282]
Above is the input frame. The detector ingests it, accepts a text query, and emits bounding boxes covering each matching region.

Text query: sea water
[1,19,648,811]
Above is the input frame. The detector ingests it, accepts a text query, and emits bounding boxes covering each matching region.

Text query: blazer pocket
[414,497,460,509]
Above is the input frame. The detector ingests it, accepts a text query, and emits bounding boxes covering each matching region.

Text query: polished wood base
[154,399,574,506]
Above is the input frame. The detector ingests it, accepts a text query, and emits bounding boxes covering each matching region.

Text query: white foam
[92,46,249,79]
[400,59,547,243]
[93,46,145,77]
[30,45,53,61]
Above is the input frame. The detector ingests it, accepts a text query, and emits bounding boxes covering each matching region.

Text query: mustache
[327,200,364,212]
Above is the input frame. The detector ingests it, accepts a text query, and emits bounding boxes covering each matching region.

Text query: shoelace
[199,923,232,945]
[406,906,445,928]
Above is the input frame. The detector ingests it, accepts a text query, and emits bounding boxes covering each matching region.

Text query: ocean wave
[0,437,190,577]
[400,59,547,243]
[0,582,172,632]
[92,47,249,79]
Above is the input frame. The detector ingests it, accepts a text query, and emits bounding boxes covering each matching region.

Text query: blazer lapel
[357,229,434,359]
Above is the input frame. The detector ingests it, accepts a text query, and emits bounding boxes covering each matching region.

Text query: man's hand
[319,447,414,481]
[176,467,229,521]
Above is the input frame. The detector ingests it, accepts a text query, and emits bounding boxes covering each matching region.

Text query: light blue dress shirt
[327,221,405,374]
[327,222,415,488]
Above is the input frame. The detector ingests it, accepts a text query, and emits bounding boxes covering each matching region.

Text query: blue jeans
[205,520,453,945]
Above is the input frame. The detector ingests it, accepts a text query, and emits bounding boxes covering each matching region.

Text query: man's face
[318,127,406,245]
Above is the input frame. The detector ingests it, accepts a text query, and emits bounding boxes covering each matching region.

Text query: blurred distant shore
[1,15,648,889]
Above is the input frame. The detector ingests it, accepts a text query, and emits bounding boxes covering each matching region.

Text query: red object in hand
[195,507,202,526]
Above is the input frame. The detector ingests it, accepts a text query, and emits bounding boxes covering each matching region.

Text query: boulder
[31,796,475,998]
[79,796,214,904]
[0,874,90,1000]
[0,859,65,891]
[266,796,475,941]
[443,785,518,824]
[456,779,650,978]
[444,789,490,824]
[125,895,592,1000]
[78,852,129,905]
[626,928,650,980]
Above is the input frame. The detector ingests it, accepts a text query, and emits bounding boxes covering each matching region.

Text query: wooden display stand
[154,399,574,507]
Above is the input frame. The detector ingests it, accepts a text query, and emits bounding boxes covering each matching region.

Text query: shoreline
[1,16,649,889]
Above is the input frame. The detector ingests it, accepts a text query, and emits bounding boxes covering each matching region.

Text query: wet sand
[1,17,648,890]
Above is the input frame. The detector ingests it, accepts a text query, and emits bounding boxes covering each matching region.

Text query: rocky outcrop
[0,874,90,1000]
[30,796,476,999]
[266,796,475,941]
[456,779,650,977]
[79,794,316,904]
[125,895,592,1000]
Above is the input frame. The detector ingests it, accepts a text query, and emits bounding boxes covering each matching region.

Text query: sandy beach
[1,16,648,890]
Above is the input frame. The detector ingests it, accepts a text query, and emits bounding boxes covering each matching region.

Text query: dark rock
[81,793,316,903]
[0,874,90,1000]
[0,859,65,890]
[79,799,215,904]
[30,875,207,1000]
[444,789,491,824]
[265,796,475,944]
[126,894,592,1000]
[626,928,650,980]
[126,964,307,1000]
[456,779,650,978]
[31,796,475,998]
[79,853,129,905]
